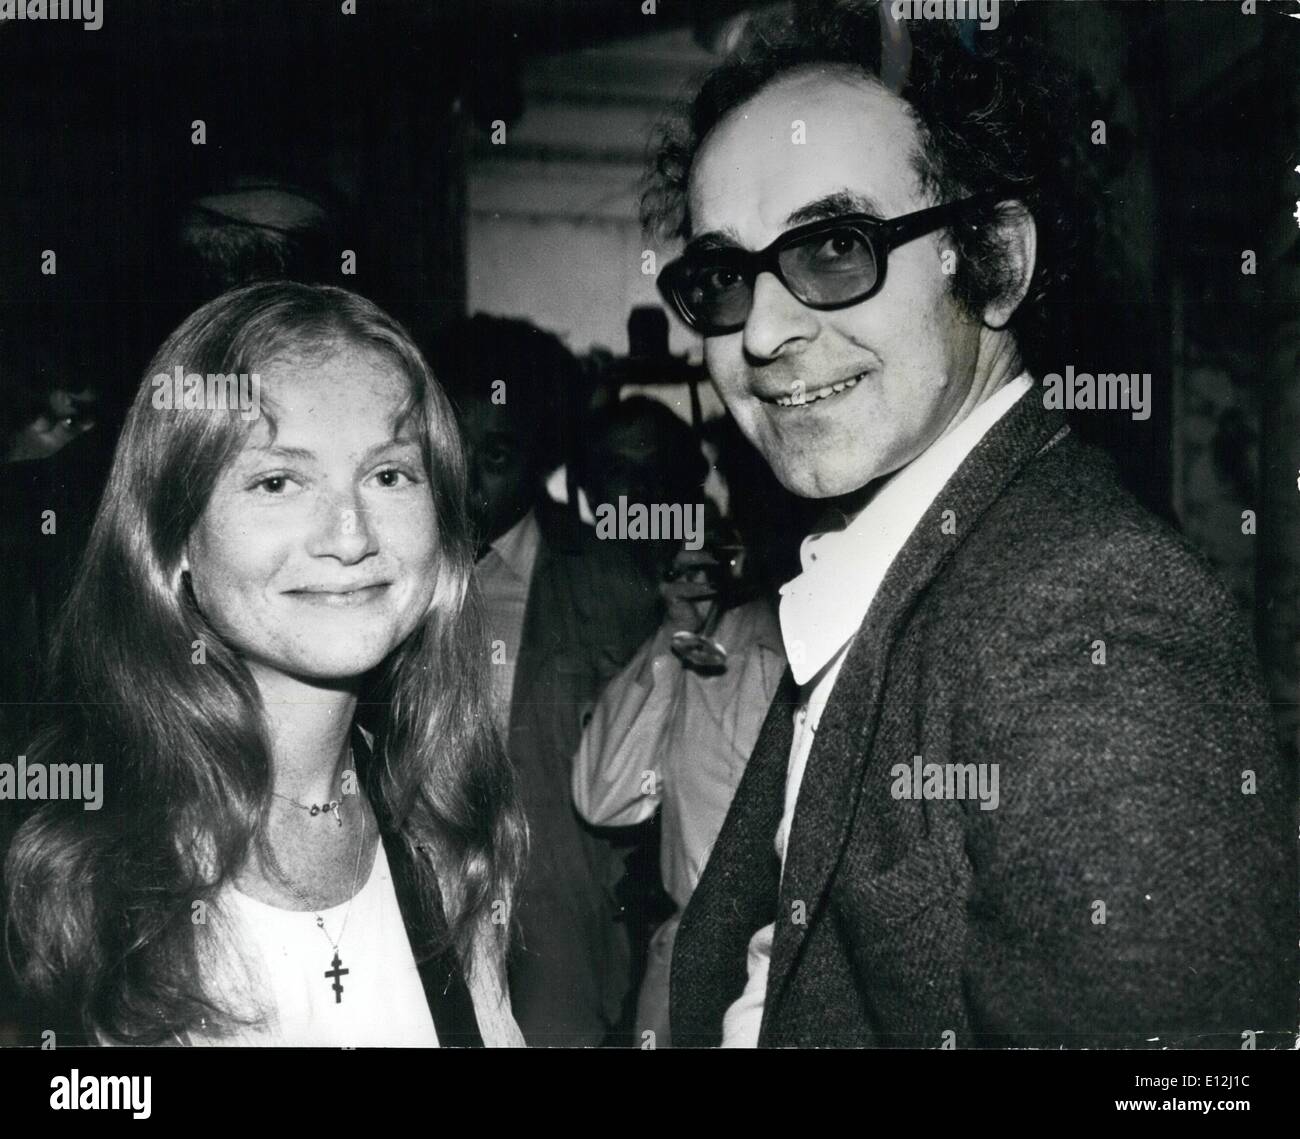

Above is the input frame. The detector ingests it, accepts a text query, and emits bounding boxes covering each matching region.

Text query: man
[645,7,1292,1048]
[433,315,663,1045]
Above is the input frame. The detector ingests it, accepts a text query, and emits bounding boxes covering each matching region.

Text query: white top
[572,599,786,913]
[721,373,1034,1047]
[475,508,542,732]
[195,839,440,1047]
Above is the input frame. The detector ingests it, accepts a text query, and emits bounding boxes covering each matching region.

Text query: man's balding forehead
[682,72,927,240]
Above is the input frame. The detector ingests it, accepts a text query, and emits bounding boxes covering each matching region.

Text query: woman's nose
[306,493,378,563]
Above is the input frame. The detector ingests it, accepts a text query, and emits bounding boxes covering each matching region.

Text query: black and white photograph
[0,0,1296,1120]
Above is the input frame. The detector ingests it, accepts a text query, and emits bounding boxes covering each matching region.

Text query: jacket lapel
[760,395,1070,1034]
[670,667,798,1045]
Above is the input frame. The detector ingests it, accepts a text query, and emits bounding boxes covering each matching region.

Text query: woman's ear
[982,201,1037,330]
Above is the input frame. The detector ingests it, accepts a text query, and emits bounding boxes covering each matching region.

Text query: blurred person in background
[573,395,713,590]
[573,421,800,1046]
[434,314,661,1046]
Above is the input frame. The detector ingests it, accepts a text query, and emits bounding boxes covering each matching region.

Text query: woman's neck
[250,665,359,804]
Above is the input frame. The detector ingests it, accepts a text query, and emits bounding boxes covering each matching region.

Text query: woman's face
[184,344,441,686]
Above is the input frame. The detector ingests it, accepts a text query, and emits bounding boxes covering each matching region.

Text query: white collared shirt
[720,372,1033,1047]
[474,508,542,732]
[573,598,786,913]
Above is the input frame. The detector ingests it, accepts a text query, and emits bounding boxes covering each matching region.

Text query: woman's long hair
[3,282,526,1043]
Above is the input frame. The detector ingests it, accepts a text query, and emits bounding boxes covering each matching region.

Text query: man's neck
[938,333,1025,447]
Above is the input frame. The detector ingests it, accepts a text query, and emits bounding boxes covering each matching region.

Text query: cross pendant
[325,950,349,1003]
[330,801,342,827]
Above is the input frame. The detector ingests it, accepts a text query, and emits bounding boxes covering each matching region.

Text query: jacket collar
[671,666,799,1045]
[759,392,1070,1039]
[779,374,1033,685]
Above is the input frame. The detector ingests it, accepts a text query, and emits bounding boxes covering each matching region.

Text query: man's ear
[982,201,1037,330]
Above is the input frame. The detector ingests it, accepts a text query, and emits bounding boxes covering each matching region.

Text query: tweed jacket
[671,392,1293,1049]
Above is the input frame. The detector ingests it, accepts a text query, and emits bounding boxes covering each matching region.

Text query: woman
[3,282,526,1046]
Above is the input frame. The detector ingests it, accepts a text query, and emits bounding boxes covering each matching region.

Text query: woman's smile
[283,584,393,607]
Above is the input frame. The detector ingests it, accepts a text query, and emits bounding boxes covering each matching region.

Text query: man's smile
[768,372,867,408]
[752,365,876,409]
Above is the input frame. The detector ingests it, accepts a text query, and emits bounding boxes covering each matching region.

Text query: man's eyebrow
[684,191,888,255]
[785,190,887,227]
[682,225,746,255]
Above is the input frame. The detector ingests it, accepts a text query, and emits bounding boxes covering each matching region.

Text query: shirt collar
[482,507,541,581]
[779,372,1033,685]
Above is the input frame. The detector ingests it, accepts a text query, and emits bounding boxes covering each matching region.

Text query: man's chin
[767,456,879,501]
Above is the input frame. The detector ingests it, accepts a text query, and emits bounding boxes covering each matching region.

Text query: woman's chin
[250,640,404,687]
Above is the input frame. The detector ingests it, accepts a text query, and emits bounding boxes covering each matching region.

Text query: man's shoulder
[916,431,1268,713]
[951,431,1235,615]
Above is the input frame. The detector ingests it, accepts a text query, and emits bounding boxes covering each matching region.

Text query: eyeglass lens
[680,223,881,330]
[779,226,878,305]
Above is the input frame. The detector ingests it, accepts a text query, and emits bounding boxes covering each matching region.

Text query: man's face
[459,400,539,546]
[585,419,690,509]
[688,69,984,498]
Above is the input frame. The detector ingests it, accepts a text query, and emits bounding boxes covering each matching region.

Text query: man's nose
[742,270,818,360]
[306,491,378,563]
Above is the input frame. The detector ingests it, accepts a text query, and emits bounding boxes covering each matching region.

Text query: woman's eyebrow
[243,443,315,462]
[240,434,420,464]
[361,435,421,462]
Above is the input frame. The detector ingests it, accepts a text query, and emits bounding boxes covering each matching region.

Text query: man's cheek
[702,339,737,383]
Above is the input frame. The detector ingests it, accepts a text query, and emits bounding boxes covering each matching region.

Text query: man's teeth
[775,375,861,407]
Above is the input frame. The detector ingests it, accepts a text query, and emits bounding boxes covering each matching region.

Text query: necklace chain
[261,803,367,957]
[261,745,367,953]
[271,747,352,825]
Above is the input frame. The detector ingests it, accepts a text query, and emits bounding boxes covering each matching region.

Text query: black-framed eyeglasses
[657,193,999,336]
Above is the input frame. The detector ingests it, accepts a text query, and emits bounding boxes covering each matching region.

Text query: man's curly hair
[641,1,1099,372]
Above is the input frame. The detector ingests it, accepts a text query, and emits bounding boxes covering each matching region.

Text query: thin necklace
[272,789,346,825]
[270,747,352,827]
[261,801,368,1005]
